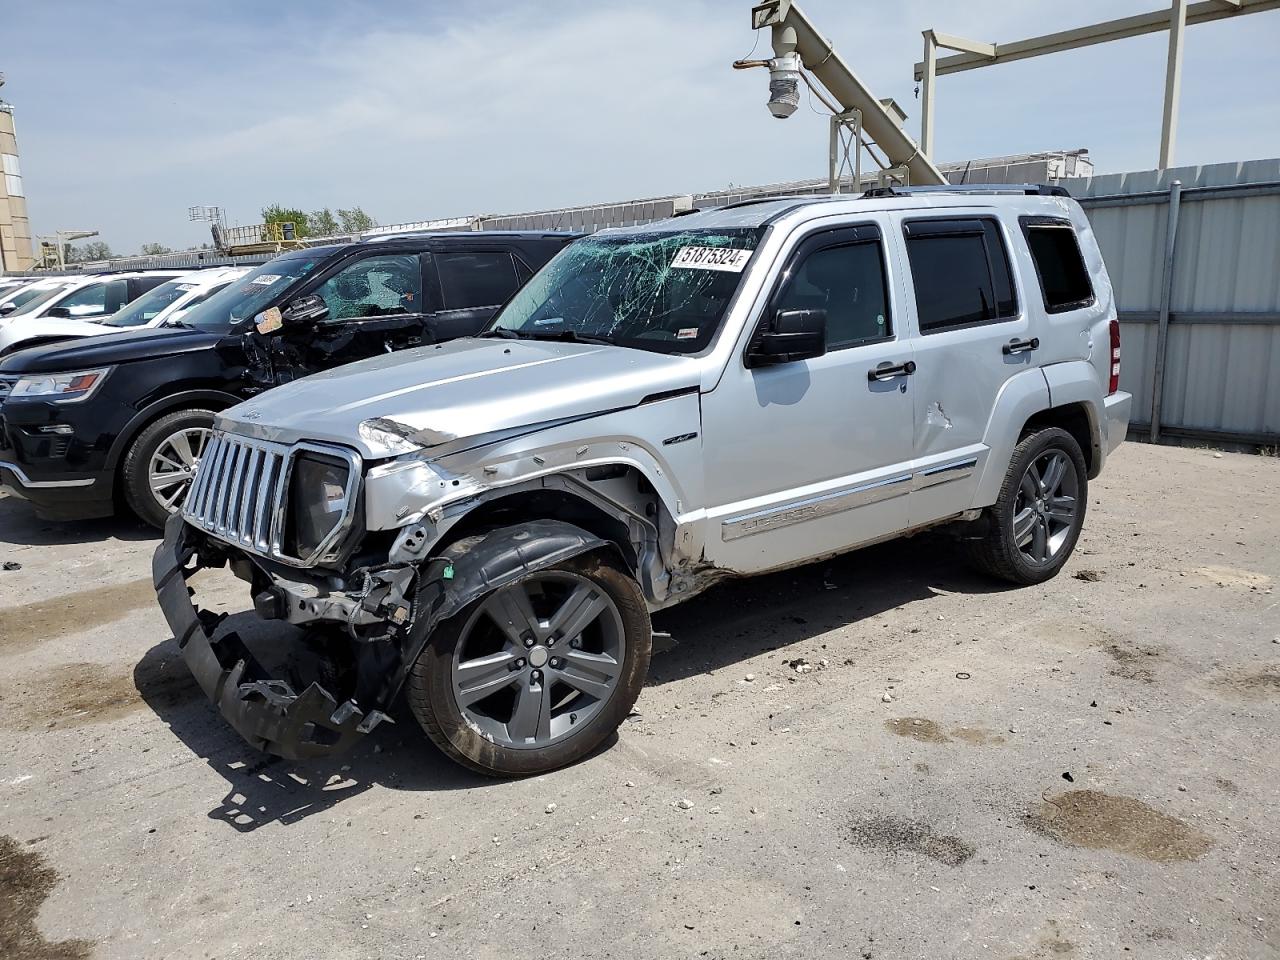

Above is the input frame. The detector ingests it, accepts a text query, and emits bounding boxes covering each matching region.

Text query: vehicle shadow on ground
[0,494,155,547]
[649,534,1012,685]
[134,534,1011,832]
[134,622,492,835]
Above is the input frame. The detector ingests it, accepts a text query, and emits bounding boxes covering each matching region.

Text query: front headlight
[285,451,354,560]
[10,368,111,402]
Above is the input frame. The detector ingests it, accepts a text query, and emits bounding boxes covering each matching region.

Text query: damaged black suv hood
[0,326,222,374]
[219,337,699,459]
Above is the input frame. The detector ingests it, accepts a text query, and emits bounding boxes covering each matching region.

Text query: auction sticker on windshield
[670,246,753,272]
[250,274,282,286]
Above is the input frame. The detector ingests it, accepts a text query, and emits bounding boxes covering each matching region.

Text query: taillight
[1108,318,1121,394]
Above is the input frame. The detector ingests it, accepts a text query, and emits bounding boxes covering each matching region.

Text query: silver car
[155,186,1132,775]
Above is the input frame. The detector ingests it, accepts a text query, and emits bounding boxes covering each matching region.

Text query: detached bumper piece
[152,516,388,759]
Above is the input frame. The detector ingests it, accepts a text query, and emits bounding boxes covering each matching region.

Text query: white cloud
[8,0,1280,250]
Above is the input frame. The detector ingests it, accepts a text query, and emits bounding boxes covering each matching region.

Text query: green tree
[309,208,339,236]
[66,240,114,263]
[139,242,172,256]
[261,204,311,239]
[337,206,376,233]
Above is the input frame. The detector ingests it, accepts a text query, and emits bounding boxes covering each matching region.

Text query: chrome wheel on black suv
[121,408,216,529]
[966,426,1088,585]
[407,553,652,777]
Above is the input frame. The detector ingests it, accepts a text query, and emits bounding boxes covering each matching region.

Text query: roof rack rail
[715,193,843,211]
[862,183,1071,199]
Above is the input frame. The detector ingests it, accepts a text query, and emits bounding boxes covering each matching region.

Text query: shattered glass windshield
[183,255,323,334]
[488,227,766,353]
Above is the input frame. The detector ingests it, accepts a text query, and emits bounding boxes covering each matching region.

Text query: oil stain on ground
[1212,666,1280,701]
[846,815,976,867]
[0,577,158,655]
[0,654,200,731]
[1027,619,1163,684]
[0,836,92,960]
[885,717,950,743]
[1101,641,1163,683]
[1027,790,1212,862]
[886,718,1005,746]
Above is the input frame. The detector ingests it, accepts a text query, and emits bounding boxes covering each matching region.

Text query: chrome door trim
[721,473,912,542]
[912,456,978,491]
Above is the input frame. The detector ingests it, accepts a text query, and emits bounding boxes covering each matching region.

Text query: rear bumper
[1104,390,1132,455]
[152,515,388,759]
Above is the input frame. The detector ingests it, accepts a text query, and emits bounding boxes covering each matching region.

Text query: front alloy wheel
[408,551,652,777]
[148,426,212,514]
[121,408,216,529]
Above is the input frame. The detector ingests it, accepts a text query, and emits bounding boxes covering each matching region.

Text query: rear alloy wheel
[121,408,215,529]
[965,426,1088,585]
[407,552,652,777]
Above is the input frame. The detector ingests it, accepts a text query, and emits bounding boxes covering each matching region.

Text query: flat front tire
[407,551,652,777]
[965,426,1088,585]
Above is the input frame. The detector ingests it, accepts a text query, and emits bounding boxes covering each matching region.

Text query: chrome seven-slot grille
[184,432,291,556]
[0,374,16,401]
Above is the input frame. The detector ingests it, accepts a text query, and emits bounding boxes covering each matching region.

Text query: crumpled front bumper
[152,515,384,759]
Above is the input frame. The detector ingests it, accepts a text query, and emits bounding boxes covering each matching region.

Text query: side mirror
[283,294,330,328]
[45,306,72,319]
[0,302,16,316]
[745,308,827,368]
[257,294,330,334]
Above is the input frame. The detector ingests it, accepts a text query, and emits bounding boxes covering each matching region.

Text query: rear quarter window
[1020,218,1095,313]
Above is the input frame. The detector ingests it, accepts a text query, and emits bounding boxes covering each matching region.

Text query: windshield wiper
[523,329,614,346]
[476,328,613,346]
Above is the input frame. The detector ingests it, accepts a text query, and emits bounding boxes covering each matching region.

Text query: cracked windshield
[489,227,766,353]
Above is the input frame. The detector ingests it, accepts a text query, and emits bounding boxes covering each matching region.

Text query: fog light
[38,424,74,435]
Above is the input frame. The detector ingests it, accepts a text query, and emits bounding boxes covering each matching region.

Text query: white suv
[0,270,185,356]
[156,185,1132,776]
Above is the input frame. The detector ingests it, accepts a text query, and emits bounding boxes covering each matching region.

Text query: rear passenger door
[425,247,523,341]
[897,215,1035,524]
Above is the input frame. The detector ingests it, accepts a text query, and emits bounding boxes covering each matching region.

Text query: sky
[5,0,1280,254]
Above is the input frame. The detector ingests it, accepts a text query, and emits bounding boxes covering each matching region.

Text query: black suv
[0,231,577,527]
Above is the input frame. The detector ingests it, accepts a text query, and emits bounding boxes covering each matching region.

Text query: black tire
[965,426,1088,585]
[121,408,216,529]
[407,550,652,777]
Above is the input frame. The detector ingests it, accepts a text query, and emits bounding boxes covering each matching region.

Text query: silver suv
[154,186,1132,776]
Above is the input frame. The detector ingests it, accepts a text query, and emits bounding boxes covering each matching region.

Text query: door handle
[868,360,916,382]
[1002,337,1040,355]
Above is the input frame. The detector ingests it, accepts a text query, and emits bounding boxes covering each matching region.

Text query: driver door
[298,251,430,372]
[701,223,917,574]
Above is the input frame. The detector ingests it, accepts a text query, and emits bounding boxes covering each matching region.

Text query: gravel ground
[0,441,1277,960]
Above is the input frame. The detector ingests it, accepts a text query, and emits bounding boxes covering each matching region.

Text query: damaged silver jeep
[154,186,1131,776]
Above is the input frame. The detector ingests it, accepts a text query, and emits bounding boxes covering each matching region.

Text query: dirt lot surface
[0,442,1277,960]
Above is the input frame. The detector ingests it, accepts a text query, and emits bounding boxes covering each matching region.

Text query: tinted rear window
[436,252,519,310]
[904,218,1017,334]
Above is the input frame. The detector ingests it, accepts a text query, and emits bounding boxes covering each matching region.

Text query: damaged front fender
[153,514,613,760]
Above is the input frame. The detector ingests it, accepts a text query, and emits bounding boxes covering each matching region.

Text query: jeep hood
[0,326,221,373]
[219,337,699,459]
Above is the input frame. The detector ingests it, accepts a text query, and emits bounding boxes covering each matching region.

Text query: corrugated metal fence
[1065,159,1280,446]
